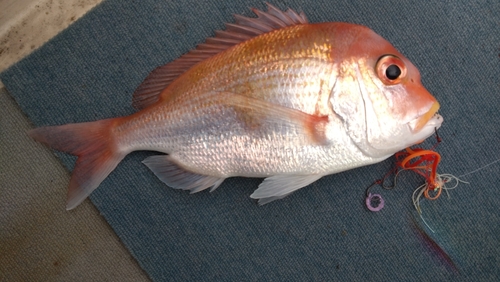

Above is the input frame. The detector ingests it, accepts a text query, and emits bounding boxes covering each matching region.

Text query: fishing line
[365,137,499,232]
[364,127,499,266]
[365,128,500,216]
[457,158,500,178]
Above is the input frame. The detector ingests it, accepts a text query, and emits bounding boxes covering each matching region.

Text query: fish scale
[166,25,334,104]
[116,32,337,155]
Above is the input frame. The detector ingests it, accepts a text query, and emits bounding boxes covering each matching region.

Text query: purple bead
[366,193,384,212]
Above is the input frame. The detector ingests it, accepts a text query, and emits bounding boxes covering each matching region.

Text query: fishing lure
[365,131,467,214]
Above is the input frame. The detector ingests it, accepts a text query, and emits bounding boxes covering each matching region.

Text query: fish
[29,3,443,210]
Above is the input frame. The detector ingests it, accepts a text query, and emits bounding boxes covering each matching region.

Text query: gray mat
[0,88,148,281]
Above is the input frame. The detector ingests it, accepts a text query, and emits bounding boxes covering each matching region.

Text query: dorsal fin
[132,3,309,110]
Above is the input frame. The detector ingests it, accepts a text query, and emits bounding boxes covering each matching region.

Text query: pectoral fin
[224,93,329,145]
[250,174,324,205]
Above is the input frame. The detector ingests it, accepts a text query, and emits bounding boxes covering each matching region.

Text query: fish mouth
[409,101,441,132]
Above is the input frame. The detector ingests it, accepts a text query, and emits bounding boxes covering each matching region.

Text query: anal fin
[143,155,225,193]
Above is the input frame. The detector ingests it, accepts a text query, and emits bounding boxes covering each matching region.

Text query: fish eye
[386,65,401,80]
[376,55,407,85]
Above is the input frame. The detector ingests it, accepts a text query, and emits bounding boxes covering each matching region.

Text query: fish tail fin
[29,118,125,210]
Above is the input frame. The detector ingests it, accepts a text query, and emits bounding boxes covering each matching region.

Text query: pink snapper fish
[30,4,443,210]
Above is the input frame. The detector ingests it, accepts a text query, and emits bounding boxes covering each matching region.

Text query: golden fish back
[160,23,363,116]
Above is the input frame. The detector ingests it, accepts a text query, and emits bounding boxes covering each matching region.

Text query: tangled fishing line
[364,130,474,231]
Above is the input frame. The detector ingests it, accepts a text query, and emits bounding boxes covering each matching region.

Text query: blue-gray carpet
[1,0,499,280]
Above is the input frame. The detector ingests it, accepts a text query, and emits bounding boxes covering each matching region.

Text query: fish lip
[408,101,441,132]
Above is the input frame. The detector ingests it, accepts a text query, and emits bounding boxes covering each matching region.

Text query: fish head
[331,24,443,157]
